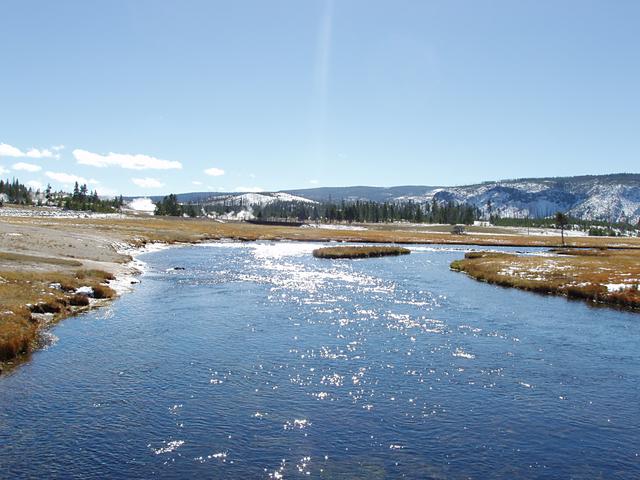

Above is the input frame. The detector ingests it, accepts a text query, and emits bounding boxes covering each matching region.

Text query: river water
[1,242,639,479]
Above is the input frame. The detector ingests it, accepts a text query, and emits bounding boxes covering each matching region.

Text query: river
[1,242,638,478]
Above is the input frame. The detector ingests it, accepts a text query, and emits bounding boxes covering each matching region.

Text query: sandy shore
[0,217,131,275]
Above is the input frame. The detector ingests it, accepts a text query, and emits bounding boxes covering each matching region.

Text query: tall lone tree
[555,212,569,246]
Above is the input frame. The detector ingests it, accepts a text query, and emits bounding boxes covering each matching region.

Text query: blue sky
[1,0,639,196]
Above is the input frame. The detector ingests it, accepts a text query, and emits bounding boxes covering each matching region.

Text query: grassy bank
[313,245,411,259]
[0,269,116,367]
[5,215,640,249]
[450,249,640,310]
[73,217,640,248]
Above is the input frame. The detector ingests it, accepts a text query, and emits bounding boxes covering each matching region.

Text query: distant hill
[139,173,640,224]
[279,185,440,203]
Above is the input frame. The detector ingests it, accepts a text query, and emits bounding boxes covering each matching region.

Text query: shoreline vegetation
[0,269,116,365]
[313,245,411,259]
[2,213,640,371]
[451,250,640,310]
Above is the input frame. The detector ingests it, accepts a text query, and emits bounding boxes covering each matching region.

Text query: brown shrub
[28,299,65,314]
[0,315,36,361]
[91,284,116,299]
[563,284,607,301]
[68,293,90,306]
[607,289,640,309]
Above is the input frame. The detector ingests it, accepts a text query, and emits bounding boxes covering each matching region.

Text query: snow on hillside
[178,174,640,224]
[392,176,640,223]
[205,192,317,207]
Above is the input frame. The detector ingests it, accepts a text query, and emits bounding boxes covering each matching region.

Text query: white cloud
[0,166,9,175]
[26,180,44,190]
[309,179,319,184]
[204,167,225,176]
[234,186,264,192]
[26,148,54,158]
[73,149,182,170]
[45,171,98,185]
[0,143,55,158]
[132,177,164,188]
[0,143,23,157]
[192,181,203,186]
[52,145,65,151]
[13,162,42,172]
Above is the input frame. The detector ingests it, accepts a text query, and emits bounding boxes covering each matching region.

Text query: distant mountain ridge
[146,174,640,224]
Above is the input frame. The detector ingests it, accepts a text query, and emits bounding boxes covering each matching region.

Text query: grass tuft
[68,294,90,306]
[91,284,116,299]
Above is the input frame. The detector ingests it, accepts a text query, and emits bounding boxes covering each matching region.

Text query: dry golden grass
[68,294,90,306]
[98,217,638,248]
[0,312,36,362]
[75,269,116,281]
[0,252,83,267]
[313,245,411,259]
[4,215,640,249]
[0,269,116,364]
[451,249,640,310]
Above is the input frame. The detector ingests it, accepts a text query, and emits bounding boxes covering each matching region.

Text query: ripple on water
[152,440,184,455]
[4,241,638,479]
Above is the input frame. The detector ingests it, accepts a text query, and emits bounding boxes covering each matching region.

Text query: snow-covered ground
[510,226,589,237]
[0,206,125,219]
[301,223,368,231]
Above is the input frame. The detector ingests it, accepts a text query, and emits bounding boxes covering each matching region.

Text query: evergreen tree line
[0,178,124,212]
[154,194,200,217]
[251,199,479,224]
[155,197,479,224]
[0,178,32,204]
[63,182,124,212]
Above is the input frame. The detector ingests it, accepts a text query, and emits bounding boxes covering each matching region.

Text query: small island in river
[313,245,411,259]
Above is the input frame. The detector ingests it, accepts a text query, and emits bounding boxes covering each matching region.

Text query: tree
[155,194,183,216]
[555,211,569,246]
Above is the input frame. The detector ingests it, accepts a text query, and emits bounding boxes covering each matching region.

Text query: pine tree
[555,212,569,246]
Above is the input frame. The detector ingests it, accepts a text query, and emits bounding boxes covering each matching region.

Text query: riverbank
[451,249,640,310]
[2,213,640,369]
[0,218,149,371]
